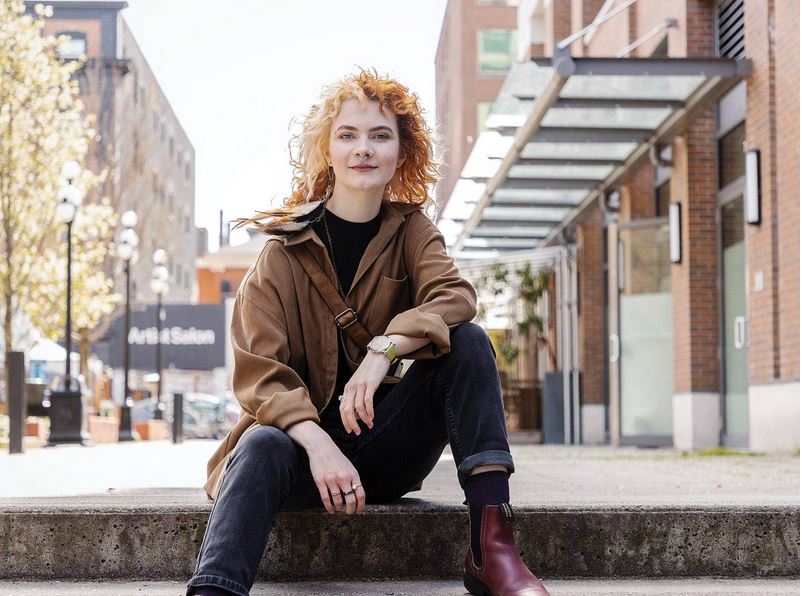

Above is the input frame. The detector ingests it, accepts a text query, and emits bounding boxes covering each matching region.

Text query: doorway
[609,218,674,446]
[720,188,748,446]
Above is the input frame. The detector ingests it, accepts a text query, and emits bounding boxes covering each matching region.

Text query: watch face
[370,336,391,351]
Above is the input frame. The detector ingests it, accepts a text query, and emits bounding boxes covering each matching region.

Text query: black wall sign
[97,304,226,371]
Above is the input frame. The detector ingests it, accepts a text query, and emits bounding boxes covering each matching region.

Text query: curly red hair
[235,67,440,234]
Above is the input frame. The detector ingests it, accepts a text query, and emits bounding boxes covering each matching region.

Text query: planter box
[25,417,48,446]
[88,415,118,444]
[134,419,169,441]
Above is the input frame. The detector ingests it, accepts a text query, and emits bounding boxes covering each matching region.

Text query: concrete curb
[0,498,798,580]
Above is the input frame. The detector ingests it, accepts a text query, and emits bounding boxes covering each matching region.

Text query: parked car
[131,392,241,439]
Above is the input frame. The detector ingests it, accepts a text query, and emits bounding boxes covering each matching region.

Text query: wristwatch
[367,335,398,364]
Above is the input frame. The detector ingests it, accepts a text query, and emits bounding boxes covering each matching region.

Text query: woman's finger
[316,480,334,514]
[339,481,358,515]
[354,386,373,429]
[354,483,366,514]
[365,389,375,425]
[329,483,345,513]
[345,386,362,435]
[339,392,356,435]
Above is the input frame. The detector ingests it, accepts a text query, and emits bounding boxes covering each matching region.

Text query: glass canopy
[445,54,752,260]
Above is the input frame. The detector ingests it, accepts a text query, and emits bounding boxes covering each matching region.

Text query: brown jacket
[203,200,478,500]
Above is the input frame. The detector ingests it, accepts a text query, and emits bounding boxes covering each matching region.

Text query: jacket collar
[282,200,421,300]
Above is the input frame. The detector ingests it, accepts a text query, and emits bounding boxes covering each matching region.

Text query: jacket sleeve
[383,212,478,359]
[231,273,320,431]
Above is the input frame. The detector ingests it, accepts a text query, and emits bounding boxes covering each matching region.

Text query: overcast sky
[120,0,449,251]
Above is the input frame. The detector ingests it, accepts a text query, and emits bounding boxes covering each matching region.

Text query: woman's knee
[235,425,299,468]
[448,322,496,361]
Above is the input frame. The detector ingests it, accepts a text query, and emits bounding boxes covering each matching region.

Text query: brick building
[25,1,198,305]
[196,231,264,305]
[438,0,799,451]
[435,0,519,212]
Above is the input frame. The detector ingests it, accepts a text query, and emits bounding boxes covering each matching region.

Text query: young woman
[186,68,550,596]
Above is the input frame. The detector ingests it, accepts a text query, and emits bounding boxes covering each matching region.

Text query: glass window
[478,29,517,74]
[718,122,745,188]
[56,32,86,60]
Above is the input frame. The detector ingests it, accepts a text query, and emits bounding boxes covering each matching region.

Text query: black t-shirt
[310,204,393,418]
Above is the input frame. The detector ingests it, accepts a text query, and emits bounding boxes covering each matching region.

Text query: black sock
[464,470,510,568]
[189,587,232,596]
[464,470,510,506]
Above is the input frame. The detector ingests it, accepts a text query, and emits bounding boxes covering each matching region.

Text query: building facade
[438,0,799,451]
[25,1,198,306]
[435,0,520,212]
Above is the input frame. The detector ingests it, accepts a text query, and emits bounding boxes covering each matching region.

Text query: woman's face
[325,98,405,196]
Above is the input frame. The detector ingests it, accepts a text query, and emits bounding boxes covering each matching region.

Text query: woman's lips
[351,165,377,171]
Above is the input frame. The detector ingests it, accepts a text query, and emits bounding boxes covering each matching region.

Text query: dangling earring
[323,164,334,201]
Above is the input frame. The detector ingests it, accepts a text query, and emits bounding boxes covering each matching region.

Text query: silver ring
[338,394,344,402]
[343,488,354,496]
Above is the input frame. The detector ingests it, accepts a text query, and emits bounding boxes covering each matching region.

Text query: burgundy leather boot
[463,502,551,596]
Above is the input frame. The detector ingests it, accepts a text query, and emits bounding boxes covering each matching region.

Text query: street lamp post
[47,160,88,446]
[116,210,138,442]
[150,249,169,420]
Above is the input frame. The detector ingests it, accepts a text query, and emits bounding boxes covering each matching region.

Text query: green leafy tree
[0,2,112,380]
[24,199,121,380]
[471,262,555,369]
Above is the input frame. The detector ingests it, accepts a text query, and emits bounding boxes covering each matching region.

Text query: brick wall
[620,162,654,221]
[435,0,517,211]
[670,109,721,394]
[576,206,606,405]
[547,0,573,54]
[774,0,800,381]
[570,0,606,56]
[745,0,782,384]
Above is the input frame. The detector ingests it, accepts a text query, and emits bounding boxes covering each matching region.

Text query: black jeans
[186,321,514,596]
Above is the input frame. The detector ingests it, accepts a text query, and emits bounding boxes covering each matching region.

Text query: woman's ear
[397,154,406,168]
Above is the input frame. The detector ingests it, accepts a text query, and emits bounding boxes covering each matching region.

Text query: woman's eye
[338,133,390,140]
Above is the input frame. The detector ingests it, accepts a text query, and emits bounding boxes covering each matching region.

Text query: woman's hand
[306,435,366,514]
[339,351,390,435]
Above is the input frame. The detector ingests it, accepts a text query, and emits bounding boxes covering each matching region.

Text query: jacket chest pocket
[367,274,409,333]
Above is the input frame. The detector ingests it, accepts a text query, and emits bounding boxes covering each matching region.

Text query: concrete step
[0,578,799,595]
[0,490,798,581]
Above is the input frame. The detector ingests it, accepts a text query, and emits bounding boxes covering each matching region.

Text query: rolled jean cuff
[186,574,249,596]
[456,449,515,491]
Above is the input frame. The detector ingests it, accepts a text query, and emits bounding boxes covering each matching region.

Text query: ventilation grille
[717,0,745,58]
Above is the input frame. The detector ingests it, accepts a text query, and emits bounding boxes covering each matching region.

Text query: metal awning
[442,47,752,260]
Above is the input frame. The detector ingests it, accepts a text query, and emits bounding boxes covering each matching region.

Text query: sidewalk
[0,578,798,595]
[0,439,797,506]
